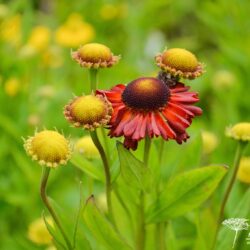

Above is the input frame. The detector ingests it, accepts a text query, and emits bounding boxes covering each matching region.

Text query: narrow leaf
[146,165,228,223]
[83,196,132,250]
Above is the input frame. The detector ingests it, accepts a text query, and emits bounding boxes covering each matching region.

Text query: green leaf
[116,141,150,191]
[215,188,250,250]
[146,165,228,223]
[42,211,66,250]
[70,153,103,181]
[83,196,133,250]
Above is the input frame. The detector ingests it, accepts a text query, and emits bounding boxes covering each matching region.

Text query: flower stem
[156,140,166,250]
[89,68,98,92]
[136,137,151,250]
[90,130,115,225]
[212,141,247,249]
[40,167,72,250]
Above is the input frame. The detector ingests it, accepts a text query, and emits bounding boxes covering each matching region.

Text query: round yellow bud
[78,43,112,62]
[27,217,53,245]
[201,131,218,154]
[74,136,99,159]
[64,94,112,130]
[155,48,204,79]
[237,157,250,184]
[226,123,250,142]
[71,43,120,69]
[96,192,108,213]
[162,48,198,72]
[4,77,20,97]
[24,130,72,168]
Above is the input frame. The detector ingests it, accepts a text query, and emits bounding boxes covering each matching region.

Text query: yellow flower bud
[74,136,99,159]
[71,43,120,69]
[64,94,112,130]
[237,157,250,184]
[212,70,235,90]
[226,123,250,142]
[27,217,53,245]
[201,131,218,154]
[96,192,108,213]
[24,130,72,168]
[27,26,51,52]
[155,48,204,79]
[4,77,20,97]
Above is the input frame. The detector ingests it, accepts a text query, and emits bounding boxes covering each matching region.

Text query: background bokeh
[0,0,250,249]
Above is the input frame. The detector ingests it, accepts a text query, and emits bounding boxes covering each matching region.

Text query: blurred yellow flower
[237,157,250,184]
[1,14,21,46]
[74,136,99,159]
[100,4,128,20]
[212,70,235,90]
[46,246,57,250]
[27,26,51,52]
[4,77,20,97]
[42,46,64,68]
[226,123,250,142]
[55,13,95,48]
[100,4,118,20]
[28,216,53,245]
[201,131,218,154]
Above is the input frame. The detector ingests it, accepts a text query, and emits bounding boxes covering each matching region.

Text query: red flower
[97,77,202,150]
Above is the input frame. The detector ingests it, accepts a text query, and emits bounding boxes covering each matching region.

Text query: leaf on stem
[116,141,151,191]
[83,195,133,250]
[146,165,228,223]
[70,153,104,181]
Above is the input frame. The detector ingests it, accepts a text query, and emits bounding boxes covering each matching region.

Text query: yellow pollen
[71,95,106,123]
[78,43,112,63]
[162,48,198,72]
[31,130,70,164]
[136,79,157,92]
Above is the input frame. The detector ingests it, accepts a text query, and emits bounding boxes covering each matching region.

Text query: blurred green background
[0,0,250,249]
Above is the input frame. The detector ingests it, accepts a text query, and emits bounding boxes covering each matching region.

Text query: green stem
[89,68,98,92]
[156,139,166,250]
[90,130,115,225]
[40,167,72,250]
[136,137,151,250]
[101,127,111,164]
[212,141,247,249]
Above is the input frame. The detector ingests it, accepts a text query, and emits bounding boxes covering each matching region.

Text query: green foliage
[83,196,132,250]
[117,142,151,192]
[146,165,228,223]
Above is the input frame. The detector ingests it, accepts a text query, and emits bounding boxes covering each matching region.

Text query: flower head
[27,216,53,245]
[222,218,249,231]
[71,43,120,69]
[155,48,204,79]
[64,94,112,130]
[97,77,202,150]
[24,130,72,168]
[74,136,99,159]
[237,157,250,184]
[226,122,250,142]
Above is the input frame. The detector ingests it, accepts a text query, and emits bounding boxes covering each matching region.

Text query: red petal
[154,113,176,139]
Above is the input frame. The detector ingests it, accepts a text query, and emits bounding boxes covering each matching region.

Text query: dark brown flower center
[122,77,170,110]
